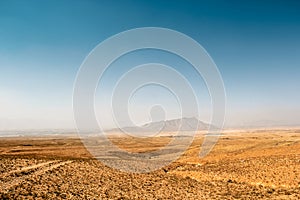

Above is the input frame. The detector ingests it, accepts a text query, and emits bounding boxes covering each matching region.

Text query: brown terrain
[0,129,299,199]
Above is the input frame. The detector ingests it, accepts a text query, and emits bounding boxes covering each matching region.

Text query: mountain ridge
[109,117,210,133]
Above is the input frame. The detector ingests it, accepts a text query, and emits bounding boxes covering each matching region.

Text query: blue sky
[0,0,300,129]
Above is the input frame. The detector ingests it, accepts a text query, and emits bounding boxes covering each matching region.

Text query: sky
[0,0,300,130]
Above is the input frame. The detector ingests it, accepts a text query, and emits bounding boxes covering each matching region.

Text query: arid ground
[0,129,299,199]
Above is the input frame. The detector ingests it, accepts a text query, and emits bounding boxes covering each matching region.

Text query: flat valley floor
[0,129,299,199]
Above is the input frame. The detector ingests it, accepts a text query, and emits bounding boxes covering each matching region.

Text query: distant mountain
[225,120,300,129]
[109,117,210,133]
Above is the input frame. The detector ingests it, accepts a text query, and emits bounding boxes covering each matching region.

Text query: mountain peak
[111,117,209,133]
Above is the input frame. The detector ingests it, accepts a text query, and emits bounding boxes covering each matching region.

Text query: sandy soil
[0,129,299,199]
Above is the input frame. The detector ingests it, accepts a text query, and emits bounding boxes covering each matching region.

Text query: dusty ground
[0,129,299,199]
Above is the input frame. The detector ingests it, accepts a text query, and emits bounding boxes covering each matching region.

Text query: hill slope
[110,117,209,134]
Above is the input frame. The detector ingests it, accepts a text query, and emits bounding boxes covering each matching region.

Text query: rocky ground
[0,129,299,199]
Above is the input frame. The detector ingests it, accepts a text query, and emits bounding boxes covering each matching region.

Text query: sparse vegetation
[0,129,299,199]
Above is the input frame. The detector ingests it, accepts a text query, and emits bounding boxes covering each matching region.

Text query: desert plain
[0,129,299,199]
